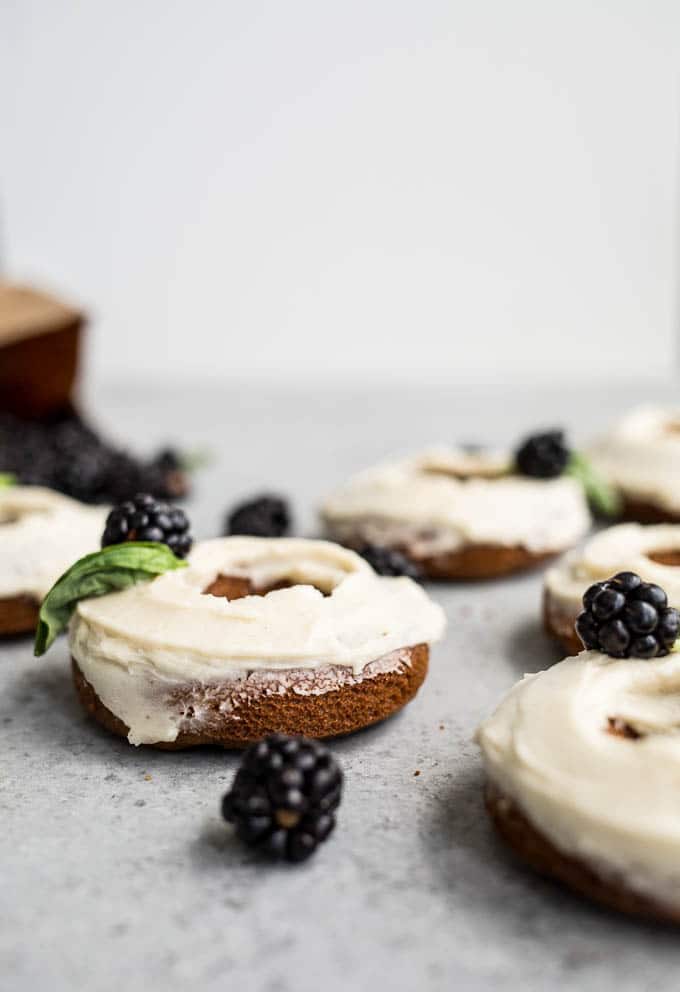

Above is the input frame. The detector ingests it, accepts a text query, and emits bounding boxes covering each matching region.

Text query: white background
[2,0,680,385]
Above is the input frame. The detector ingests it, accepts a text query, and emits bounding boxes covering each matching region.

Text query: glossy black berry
[226,495,291,538]
[623,600,658,634]
[102,493,192,557]
[598,619,630,657]
[591,587,625,621]
[631,583,667,610]
[222,734,343,863]
[357,544,422,580]
[515,430,570,479]
[609,571,643,594]
[576,572,680,659]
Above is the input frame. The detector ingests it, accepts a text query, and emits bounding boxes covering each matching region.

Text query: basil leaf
[34,542,187,657]
[566,451,622,518]
[0,473,16,488]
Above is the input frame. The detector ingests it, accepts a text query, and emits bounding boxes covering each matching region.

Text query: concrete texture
[4,380,680,992]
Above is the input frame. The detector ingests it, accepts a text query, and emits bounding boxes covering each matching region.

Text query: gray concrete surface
[4,380,680,992]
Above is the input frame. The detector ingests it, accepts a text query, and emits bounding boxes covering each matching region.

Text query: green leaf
[177,447,214,472]
[34,542,188,657]
[0,473,16,488]
[566,451,622,518]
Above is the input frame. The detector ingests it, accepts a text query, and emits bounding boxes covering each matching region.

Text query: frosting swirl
[476,651,680,903]
[0,486,107,599]
[589,406,680,513]
[546,523,680,614]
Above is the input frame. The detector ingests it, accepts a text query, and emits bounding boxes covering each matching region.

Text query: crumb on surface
[414,770,421,777]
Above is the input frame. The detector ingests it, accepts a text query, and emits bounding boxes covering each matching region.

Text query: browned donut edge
[542,588,582,656]
[621,496,680,525]
[327,527,557,580]
[416,544,555,581]
[0,594,40,637]
[71,643,429,750]
[485,781,680,924]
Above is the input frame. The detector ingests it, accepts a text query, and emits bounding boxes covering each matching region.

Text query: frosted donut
[321,446,590,579]
[0,486,107,635]
[589,407,680,522]
[545,523,680,654]
[68,537,446,748]
[477,650,680,922]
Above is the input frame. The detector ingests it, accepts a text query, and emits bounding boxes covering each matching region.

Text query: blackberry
[0,409,190,504]
[515,430,570,479]
[226,495,291,538]
[357,544,422,580]
[222,734,343,862]
[101,493,193,557]
[575,571,680,659]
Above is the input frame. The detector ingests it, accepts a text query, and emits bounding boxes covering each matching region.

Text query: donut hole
[646,548,680,566]
[203,574,329,601]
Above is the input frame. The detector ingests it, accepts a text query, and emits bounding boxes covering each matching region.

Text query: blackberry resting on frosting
[222,734,343,862]
[102,492,192,558]
[576,571,680,659]
[515,430,570,479]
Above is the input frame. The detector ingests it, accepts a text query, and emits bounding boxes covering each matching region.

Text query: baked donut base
[0,594,40,637]
[542,588,582,655]
[328,528,556,579]
[485,782,680,924]
[416,544,555,580]
[71,643,429,749]
[621,496,680,525]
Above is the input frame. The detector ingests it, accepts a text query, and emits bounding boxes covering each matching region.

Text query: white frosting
[0,487,107,599]
[546,523,680,614]
[589,406,680,513]
[321,446,590,555]
[69,537,446,745]
[476,651,680,905]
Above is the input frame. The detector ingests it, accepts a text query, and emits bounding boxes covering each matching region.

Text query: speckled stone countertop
[4,380,680,992]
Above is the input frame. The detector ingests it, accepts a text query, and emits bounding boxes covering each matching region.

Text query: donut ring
[476,650,680,922]
[589,407,680,524]
[321,447,590,580]
[544,523,680,654]
[0,487,107,636]
[68,537,446,748]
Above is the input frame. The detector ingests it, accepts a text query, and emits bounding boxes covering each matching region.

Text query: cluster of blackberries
[0,409,188,504]
[576,571,680,659]
[357,543,422,580]
[102,493,193,558]
[515,430,570,479]
[222,734,343,863]
[226,495,291,538]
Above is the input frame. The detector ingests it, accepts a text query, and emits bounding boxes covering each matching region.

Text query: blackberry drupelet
[357,543,422,580]
[575,571,680,659]
[515,430,570,479]
[222,734,343,862]
[226,495,291,538]
[101,493,193,557]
